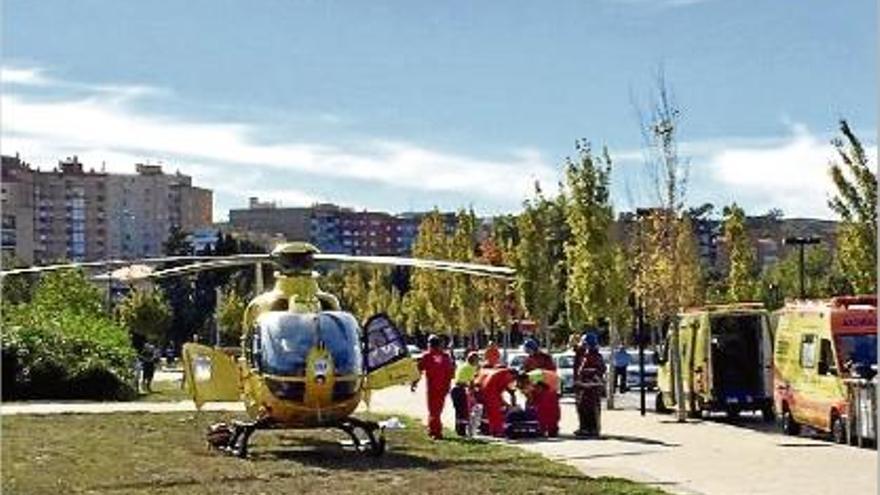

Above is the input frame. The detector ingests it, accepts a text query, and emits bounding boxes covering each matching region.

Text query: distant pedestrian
[612,345,631,393]
[574,333,606,438]
[139,343,160,393]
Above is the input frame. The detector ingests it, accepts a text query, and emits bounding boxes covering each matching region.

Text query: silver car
[553,352,576,395]
[625,349,658,390]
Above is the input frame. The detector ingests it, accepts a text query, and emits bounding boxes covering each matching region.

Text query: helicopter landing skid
[337,417,386,457]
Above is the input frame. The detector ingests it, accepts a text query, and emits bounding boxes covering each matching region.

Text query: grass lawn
[2,412,665,495]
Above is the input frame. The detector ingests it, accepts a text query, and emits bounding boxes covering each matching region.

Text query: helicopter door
[362,313,420,390]
[181,343,242,408]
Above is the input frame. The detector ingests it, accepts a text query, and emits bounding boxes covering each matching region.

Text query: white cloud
[704,130,875,218]
[1,65,556,209]
[1,66,51,86]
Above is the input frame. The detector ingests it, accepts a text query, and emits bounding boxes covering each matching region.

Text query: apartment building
[229,198,459,256]
[0,155,213,263]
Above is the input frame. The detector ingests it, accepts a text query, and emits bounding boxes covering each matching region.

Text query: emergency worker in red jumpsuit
[480,367,517,436]
[522,369,561,437]
[522,338,557,373]
[574,332,606,437]
[412,334,455,439]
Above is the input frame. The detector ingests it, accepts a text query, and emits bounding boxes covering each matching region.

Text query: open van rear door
[181,343,241,408]
[362,313,419,390]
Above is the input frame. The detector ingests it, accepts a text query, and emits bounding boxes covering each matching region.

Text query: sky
[1,1,876,221]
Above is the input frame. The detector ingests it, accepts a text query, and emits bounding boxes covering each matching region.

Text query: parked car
[452,348,468,362]
[553,352,576,395]
[407,345,423,360]
[626,349,658,390]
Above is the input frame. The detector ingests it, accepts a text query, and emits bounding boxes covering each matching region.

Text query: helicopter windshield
[256,311,362,377]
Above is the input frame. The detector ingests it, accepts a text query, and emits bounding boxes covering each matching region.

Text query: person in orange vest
[523,338,557,372]
[450,352,480,436]
[411,334,455,439]
[483,340,501,368]
[480,367,517,436]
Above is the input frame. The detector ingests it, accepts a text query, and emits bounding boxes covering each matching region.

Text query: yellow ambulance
[656,304,774,420]
[774,296,876,443]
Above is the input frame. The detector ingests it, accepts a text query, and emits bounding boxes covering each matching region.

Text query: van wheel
[831,414,848,444]
[655,392,671,413]
[781,406,801,436]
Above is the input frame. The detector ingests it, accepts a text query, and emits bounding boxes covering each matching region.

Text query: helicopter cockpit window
[255,311,362,377]
[258,313,318,376]
[318,312,362,375]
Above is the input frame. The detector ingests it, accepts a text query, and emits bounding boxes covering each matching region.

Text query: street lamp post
[783,236,821,299]
[634,208,652,417]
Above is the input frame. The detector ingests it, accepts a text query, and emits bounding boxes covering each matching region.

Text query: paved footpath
[2,384,875,495]
[365,384,877,495]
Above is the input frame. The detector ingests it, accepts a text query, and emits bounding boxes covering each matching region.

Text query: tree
[514,186,559,338]
[403,210,451,334]
[562,142,623,335]
[1,254,33,307]
[449,209,481,336]
[216,286,247,346]
[763,244,846,302]
[722,204,758,302]
[828,119,877,294]
[476,236,516,339]
[677,215,705,307]
[3,269,136,399]
[31,268,105,318]
[117,289,172,345]
[632,71,701,338]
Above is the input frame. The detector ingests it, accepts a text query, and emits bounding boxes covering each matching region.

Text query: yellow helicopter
[1,242,514,457]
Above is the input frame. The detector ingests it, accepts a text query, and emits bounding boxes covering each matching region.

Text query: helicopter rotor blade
[142,256,270,280]
[313,253,515,279]
[3,254,271,279]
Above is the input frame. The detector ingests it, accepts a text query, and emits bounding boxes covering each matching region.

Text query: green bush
[1,270,137,400]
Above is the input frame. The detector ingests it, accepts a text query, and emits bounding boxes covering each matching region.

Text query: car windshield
[837,334,877,371]
[258,311,362,376]
[555,355,575,368]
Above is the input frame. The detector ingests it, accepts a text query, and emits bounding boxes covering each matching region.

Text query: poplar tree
[514,187,558,337]
[449,209,481,336]
[403,210,451,334]
[562,142,621,332]
[828,119,877,294]
[722,204,758,302]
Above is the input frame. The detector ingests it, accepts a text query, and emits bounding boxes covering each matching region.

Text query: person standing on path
[574,333,606,437]
[139,343,159,393]
[411,334,455,439]
[612,345,631,393]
